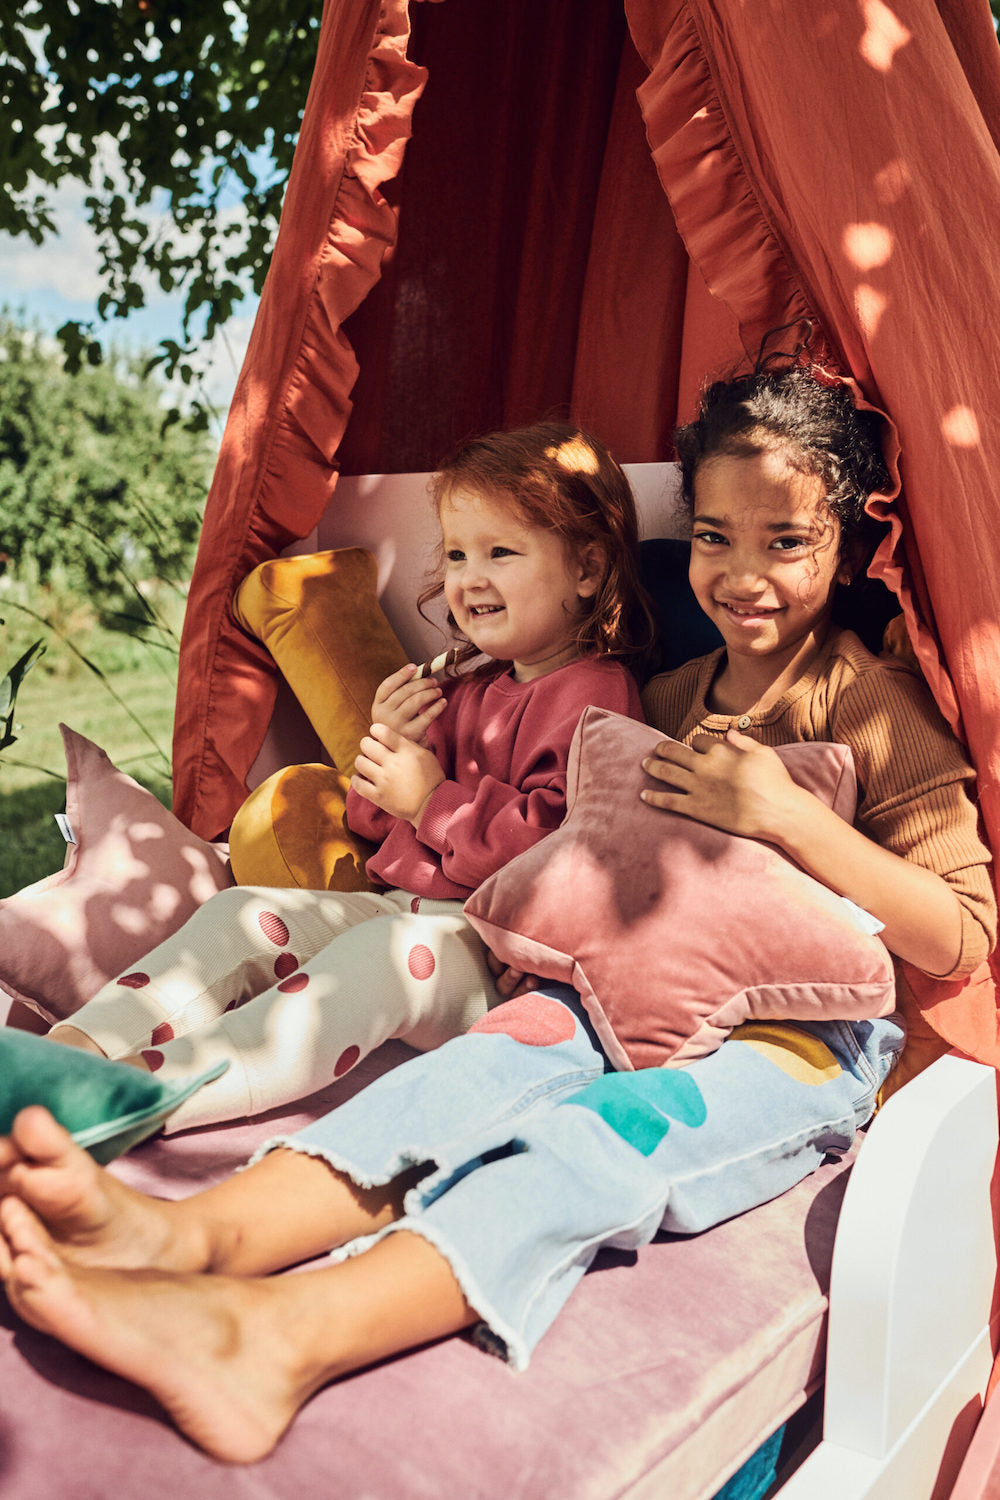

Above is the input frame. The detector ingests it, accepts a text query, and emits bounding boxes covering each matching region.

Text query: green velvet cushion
[0,1029,227,1164]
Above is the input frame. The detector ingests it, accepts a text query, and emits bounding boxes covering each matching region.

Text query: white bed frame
[781,1053,998,1498]
[262,466,1000,1498]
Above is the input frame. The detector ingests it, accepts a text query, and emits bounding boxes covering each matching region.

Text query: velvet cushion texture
[229,547,409,888]
[0,726,233,1025]
[639,538,723,673]
[464,708,896,1070]
[229,763,377,891]
[232,547,409,776]
[0,1029,228,1164]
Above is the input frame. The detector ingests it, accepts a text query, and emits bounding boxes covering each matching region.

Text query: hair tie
[809,363,843,388]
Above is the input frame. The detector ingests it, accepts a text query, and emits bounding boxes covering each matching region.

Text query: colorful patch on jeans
[729,1022,841,1085]
[469,994,577,1047]
[564,1070,707,1156]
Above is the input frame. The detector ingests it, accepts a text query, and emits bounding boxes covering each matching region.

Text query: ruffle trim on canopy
[251,2,429,539]
[632,5,826,372]
[174,0,430,837]
[627,2,963,740]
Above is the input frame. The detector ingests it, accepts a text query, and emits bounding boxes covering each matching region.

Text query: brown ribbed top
[641,628,996,980]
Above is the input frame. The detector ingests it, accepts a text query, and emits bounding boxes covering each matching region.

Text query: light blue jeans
[260,985,904,1370]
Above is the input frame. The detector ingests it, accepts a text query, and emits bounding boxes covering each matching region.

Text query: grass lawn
[1,590,181,897]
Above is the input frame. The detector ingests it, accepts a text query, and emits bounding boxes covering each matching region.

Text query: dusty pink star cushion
[0,725,233,1025]
[464,708,896,1070]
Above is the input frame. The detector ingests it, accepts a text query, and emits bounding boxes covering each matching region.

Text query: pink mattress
[0,1041,855,1499]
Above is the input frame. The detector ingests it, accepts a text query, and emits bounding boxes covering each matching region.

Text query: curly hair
[419,422,655,677]
[674,365,890,552]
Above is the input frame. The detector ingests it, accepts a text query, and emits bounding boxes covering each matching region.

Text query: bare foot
[0,1106,200,1274]
[2,1197,329,1464]
[47,1025,108,1057]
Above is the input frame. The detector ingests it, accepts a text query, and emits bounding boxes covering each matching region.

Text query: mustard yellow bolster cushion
[232,547,409,775]
[230,548,409,890]
[229,763,377,891]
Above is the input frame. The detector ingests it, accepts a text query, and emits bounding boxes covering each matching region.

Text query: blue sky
[0,171,259,429]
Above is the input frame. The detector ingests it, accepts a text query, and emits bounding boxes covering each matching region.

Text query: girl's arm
[643,729,968,978]
[345,779,398,843]
[351,662,643,892]
[352,726,444,827]
[414,665,643,890]
[345,669,453,840]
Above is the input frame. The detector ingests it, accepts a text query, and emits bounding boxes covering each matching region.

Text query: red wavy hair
[418,422,655,678]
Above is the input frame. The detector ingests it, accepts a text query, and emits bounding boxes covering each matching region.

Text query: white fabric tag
[839,896,884,935]
[54,812,77,845]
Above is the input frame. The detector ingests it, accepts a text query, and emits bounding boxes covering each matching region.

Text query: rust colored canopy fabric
[171,0,432,834]
[173,0,1000,1058]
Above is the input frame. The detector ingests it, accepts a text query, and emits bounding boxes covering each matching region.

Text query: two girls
[47,424,651,1129]
[1,365,994,1463]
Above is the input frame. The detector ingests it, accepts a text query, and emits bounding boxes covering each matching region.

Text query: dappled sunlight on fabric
[858,0,911,72]
[110,893,182,937]
[0,728,233,1026]
[854,284,887,337]
[842,222,893,271]
[941,406,981,449]
[873,157,911,206]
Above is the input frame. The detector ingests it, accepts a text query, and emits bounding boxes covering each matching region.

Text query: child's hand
[352,722,446,826]
[371,664,447,746]
[486,947,542,1001]
[640,729,807,843]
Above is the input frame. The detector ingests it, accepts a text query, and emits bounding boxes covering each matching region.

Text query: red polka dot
[274,952,299,979]
[469,994,576,1048]
[118,972,150,989]
[334,1045,361,1078]
[258,911,290,947]
[142,1049,165,1071]
[277,972,310,993]
[150,1023,174,1046]
[407,944,435,981]
[410,897,421,914]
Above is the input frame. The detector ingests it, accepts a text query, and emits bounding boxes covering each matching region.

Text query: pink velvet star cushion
[0,725,233,1025]
[464,708,896,1070]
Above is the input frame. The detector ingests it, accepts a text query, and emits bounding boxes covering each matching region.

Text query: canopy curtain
[173,0,742,842]
[624,0,1000,1061]
[173,0,1000,1059]
[171,0,428,835]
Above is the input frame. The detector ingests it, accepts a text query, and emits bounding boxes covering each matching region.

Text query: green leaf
[1,1,320,362]
[0,639,46,751]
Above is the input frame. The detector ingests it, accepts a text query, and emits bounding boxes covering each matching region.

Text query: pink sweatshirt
[346,657,643,900]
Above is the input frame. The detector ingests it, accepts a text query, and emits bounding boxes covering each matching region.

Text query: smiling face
[440,488,601,681]
[688,444,850,692]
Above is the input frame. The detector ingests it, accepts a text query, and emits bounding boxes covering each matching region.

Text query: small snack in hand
[412,647,462,681]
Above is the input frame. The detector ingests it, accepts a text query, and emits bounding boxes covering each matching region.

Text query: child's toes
[0,1194,58,1268]
[13,1106,77,1165]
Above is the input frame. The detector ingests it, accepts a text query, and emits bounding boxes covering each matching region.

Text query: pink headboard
[306,462,686,659]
